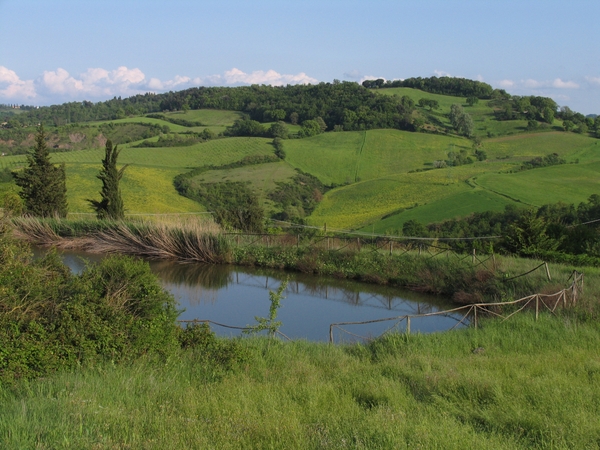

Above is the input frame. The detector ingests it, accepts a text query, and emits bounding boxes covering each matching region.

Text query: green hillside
[1,81,598,228]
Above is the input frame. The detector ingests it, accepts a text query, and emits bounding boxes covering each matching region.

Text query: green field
[187,161,297,212]
[1,136,276,214]
[285,129,470,186]
[476,160,600,207]
[2,90,599,228]
[360,189,516,234]
[375,87,549,137]
[308,164,508,230]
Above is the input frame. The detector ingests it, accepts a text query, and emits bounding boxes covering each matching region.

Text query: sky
[1,0,599,114]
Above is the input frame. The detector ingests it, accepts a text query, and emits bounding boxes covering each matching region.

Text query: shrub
[0,234,180,384]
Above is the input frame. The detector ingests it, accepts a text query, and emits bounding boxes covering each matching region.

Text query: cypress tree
[12,125,68,217]
[88,140,127,220]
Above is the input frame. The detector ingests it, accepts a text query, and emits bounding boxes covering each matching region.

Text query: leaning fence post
[544,262,552,281]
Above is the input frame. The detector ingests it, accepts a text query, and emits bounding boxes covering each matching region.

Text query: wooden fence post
[473,306,478,329]
[329,325,334,344]
[492,253,496,271]
[535,295,539,321]
[544,262,552,281]
[297,234,300,248]
[389,240,393,255]
[406,317,410,335]
[472,248,476,264]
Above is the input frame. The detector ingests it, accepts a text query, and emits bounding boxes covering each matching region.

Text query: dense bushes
[0,234,181,383]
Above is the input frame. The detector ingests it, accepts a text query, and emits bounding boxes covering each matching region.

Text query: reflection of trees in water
[148,261,454,314]
[151,261,233,289]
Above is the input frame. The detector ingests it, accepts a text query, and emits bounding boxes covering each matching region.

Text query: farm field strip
[67,165,202,214]
[475,160,600,207]
[308,164,506,230]
[361,188,516,234]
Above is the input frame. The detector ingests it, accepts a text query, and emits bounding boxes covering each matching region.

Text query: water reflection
[38,247,468,342]
[147,261,467,341]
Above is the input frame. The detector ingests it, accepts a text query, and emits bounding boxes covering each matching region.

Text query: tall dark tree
[12,125,68,217]
[88,140,127,220]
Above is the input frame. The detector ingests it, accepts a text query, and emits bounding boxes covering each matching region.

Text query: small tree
[88,140,127,220]
[13,125,68,217]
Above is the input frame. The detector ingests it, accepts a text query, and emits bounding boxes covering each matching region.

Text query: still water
[53,249,468,342]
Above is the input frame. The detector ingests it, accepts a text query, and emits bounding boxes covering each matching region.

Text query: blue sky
[1,0,599,114]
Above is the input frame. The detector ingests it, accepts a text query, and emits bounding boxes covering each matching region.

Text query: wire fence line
[328,270,583,343]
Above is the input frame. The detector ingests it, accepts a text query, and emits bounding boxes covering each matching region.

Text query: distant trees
[12,125,68,217]
[466,96,479,106]
[88,140,127,220]
[298,119,324,138]
[268,121,289,139]
[418,98,439,111]
[364,76,494,98]
[449,104,474,137]
[224,119,266,137]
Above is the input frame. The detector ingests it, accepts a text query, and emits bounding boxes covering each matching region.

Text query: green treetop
[88,140,127,220]
[12,125,68,217]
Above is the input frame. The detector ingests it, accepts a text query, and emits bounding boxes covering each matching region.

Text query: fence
[177,270,584,344]
[328,270,584,343]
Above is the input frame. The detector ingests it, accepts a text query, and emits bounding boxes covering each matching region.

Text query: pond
[48,249,470,342]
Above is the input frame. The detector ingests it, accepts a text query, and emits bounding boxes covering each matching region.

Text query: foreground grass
[1,314,599,449]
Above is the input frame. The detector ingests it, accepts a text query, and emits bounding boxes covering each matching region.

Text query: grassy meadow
[2,314,599,449]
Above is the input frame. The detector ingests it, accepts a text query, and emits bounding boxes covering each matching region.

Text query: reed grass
[12,217,228,264]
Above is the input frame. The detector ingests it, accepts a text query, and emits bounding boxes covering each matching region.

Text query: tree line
[8,126,126,220]
[401,195,600,264]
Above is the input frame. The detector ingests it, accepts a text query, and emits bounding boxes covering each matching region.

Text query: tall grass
[12,217,228,263]
[1,314,599,448]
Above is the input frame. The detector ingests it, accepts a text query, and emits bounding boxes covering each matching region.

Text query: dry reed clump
[10,217,229,263]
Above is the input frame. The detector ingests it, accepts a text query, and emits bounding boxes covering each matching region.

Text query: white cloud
[496,77,580,93]
[433,70,452,77]
[585,76,600,86]
[343,70,362,80]
[218,68,317,86]
[522,78,542,89]
[0,66,318,104]
[0,66,36,99]
[552,78,578,89]
[359,75,385,83]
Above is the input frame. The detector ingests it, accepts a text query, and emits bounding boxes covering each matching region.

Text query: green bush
[0,234,180,384]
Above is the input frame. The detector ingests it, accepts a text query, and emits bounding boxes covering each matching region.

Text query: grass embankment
[1,314,599,448]
[12,217,600,309]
